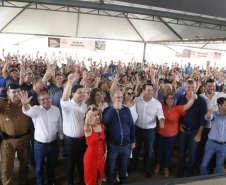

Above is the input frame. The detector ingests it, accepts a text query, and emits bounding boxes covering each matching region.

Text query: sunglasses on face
[126,92,135,95]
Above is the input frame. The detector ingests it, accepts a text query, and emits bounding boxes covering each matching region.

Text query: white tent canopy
[1,0,226,50]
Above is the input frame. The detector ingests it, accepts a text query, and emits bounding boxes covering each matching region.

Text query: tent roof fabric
[1,0,226,50]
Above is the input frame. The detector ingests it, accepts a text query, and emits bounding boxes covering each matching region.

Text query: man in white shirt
[130,83,165,178]
[198,78,226,171]
[61,73,87,185]
[20,91,63,185]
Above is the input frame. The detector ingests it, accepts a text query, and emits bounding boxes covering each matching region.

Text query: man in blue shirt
[103,89,135,185]
[0,67,7,98]
[177,78,207,177]
[104,67,115,79]
[154,83,185,105]
[185,62,193,74]
[201,97,226,175]
[108,60,116,73]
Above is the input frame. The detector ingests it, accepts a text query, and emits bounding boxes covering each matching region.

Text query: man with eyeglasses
[130,83,165,178]
[61,73,87,185]
[103,89,135,185]
[20,91,63,185]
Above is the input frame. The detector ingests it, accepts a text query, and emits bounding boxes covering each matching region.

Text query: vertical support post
[143,42,146,62]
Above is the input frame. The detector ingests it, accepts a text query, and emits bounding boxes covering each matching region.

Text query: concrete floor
[2,148,226,185]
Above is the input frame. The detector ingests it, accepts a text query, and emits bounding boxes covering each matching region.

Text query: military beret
[8,84,21,90]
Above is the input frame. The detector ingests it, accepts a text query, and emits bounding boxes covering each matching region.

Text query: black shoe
[146,171,152,178]
[48,180,57,185]
[177,171,183,178]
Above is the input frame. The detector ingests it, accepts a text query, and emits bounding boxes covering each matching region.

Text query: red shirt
[157,103,186,137]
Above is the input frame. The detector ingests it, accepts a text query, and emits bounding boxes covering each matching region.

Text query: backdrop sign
[183,49,221,60]
[48,38,106,50]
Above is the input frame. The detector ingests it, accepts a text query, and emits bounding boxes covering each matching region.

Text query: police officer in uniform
[0,84,31,185]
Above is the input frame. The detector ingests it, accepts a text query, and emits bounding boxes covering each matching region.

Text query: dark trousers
[196,128,210,165]
[132,126,156,172]
[29,132,36,167]
[156,133,177,168]
[64,135,86,185]
[178,128,199,176]
[34,139,58,185]
[106,143,131,185]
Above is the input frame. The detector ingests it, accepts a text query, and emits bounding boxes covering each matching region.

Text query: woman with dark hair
[197,84,205,95]
[154,92,197,177]
[88,88,107,112]
[84,107,107,185]
[98,82,111,105]
[119,75,132,88]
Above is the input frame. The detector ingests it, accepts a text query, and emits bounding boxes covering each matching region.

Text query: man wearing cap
[0,66,7,98]
[2,57,20,86]
[20,62,33,91]
[164,72,173,84]
[0,84,31,185]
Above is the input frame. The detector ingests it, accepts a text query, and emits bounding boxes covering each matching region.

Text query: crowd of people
[1,49,226,185]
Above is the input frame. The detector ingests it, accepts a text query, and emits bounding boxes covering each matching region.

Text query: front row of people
[1,78,226,185]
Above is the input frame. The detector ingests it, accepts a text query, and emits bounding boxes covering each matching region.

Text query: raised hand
[155,85,160,91]
[46,61,57,74]
[210,104,218,111]
[113,101,122,110]
[218,72,225,84]
[18,91,33,105]
[191,91,197,100]
[67,73,80,84]
[85,107,94,125]
[113,74,120,82]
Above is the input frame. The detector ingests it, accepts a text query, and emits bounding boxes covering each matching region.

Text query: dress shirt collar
[201,92,218,99]
[140,96,155,102]
[111,104,124,110]
[70,98,85,107]
[40,105,52,110]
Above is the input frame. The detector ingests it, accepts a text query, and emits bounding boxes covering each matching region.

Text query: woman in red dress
[84,107,107,185]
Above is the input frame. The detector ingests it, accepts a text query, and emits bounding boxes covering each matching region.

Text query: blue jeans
[34,139,58,185]
[106,143,131,185]
[132,126,156,172]
[64,135,86,185]
[201,139,226,175]
[178,128,200,176]
[156,133,177,168]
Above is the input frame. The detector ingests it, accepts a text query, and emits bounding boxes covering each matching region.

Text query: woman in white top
[123,87,138,123]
